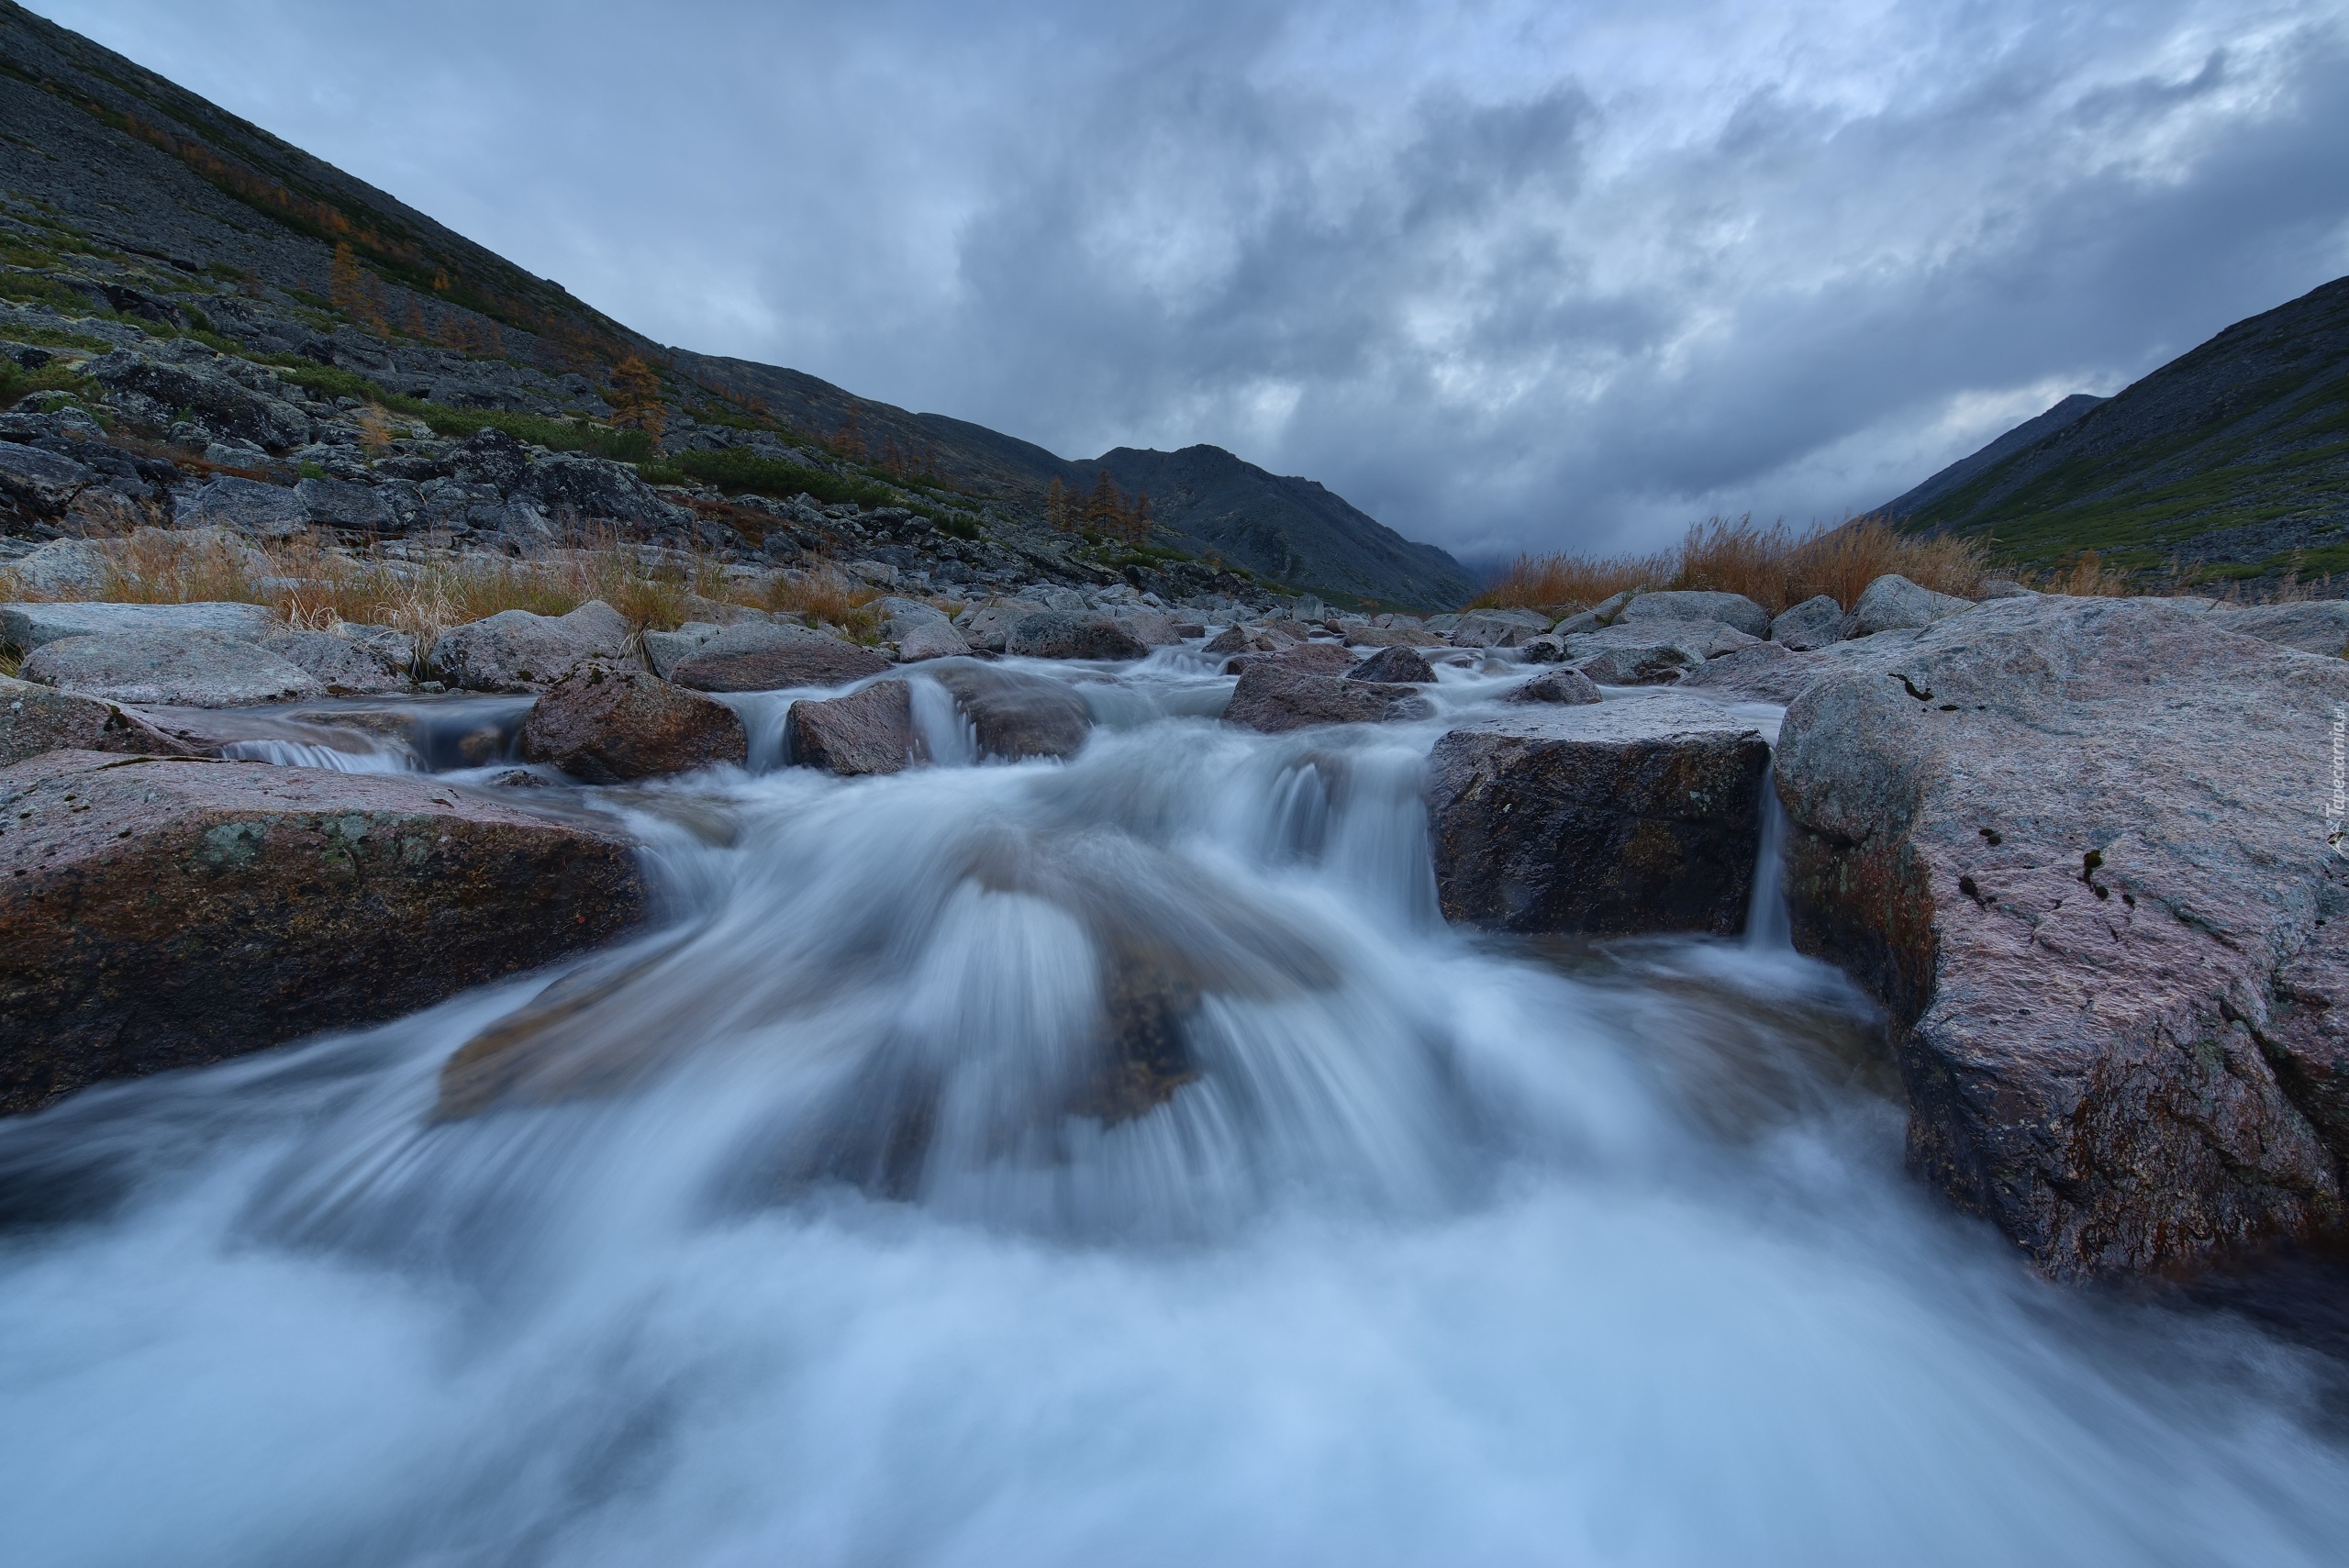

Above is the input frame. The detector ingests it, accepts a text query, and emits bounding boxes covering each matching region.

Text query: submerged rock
[785,680,920,775]
[21,629,324,706]
[429,600,637,693]
[666,621,892,691]
[1222,663,1428,733]
[929,663,1092,761]
[1425,695,1770,935]
[0,751,646,1114]
[519,662,748,783]
[1774,595,2349,1278]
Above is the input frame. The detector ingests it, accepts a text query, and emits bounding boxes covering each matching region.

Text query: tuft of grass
[1476,516,1990,614]
[2029,550,2132,597]
[0,358,99,410]
[755,563,879,636]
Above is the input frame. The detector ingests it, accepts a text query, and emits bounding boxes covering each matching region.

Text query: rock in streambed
[1425,695,1771,935]
[519,662,749,783]
[1773,594,2349,1278]
[0,751,647,1114]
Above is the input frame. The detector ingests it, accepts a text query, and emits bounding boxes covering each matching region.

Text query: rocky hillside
[1881,274,2349,581]
[0,0,1470,608]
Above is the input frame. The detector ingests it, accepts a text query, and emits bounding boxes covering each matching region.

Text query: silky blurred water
[4,651,2345,1568]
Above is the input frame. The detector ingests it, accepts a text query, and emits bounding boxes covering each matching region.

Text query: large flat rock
[1,599,281,651]
[1774,595,2349,1277]
[21,629,325,706]
[1426,695,1771,935]
[0,674,196,766]
[0,751,648,1114]
[429,600,637,694]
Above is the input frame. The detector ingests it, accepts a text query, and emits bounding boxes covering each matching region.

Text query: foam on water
[4,651,2345,1567]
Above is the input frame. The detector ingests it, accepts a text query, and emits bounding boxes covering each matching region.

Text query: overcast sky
[31,0,2349,561]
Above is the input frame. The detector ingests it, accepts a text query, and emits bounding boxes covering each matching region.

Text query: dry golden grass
[754,563,881,638]
[0,528,868,663]
[2031,550,2132,598]
[1477,515,1989,614]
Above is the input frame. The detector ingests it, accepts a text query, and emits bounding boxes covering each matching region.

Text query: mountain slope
[0,0,1470,606]
[1885,393,2106,518]
[1885,275,2349,574]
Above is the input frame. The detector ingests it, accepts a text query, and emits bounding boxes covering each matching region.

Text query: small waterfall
[218,738,418,773]
[1743,773,1793,951]
[907,674,979,765]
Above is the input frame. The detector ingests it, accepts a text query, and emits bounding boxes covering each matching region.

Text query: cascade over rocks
[1426,695,1770,935]
[0,750,646,1115]
[518,662,749,783]
[1772,595,2349,1278]
[928,663,1092,761]
[666,621,893,691]
[785,680,921,775]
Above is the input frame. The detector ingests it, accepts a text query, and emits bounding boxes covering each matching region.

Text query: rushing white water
[5,651,2346,1567]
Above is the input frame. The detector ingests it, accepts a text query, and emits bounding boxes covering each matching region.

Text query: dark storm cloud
[34,0,2349,558]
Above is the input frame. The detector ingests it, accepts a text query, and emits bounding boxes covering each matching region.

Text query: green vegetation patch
[639,448,899,509]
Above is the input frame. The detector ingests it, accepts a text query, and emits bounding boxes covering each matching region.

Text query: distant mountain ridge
[1880,275,2349,577]
[0,0,1473,607]
[675,350,1475,606]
